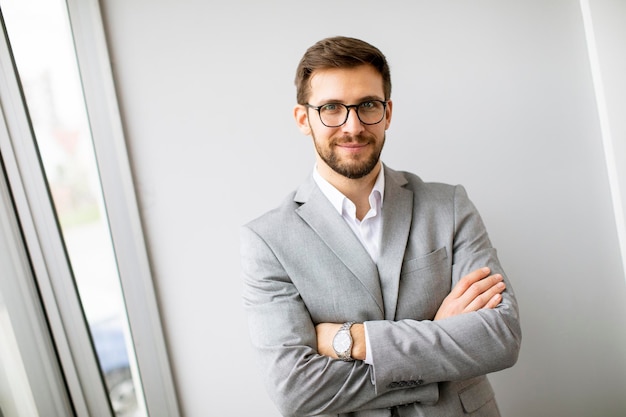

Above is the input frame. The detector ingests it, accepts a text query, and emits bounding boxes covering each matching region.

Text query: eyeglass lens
[319,101,385,127]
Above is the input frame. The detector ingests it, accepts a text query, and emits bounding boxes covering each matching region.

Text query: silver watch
[332,322,355,361]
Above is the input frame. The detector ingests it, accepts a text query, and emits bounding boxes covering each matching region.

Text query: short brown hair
[294,36,391,105]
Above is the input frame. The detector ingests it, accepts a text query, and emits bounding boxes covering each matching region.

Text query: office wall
[100,1,626,416]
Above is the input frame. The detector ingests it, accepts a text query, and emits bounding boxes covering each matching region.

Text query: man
[241,36,521,417]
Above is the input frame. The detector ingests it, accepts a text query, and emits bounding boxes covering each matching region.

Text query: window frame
[0,1,180,415]
[65,0,181,414]
[0,117,76,416]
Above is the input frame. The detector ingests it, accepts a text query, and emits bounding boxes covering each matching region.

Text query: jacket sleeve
[241,225,440,417]
[365,185,522,395]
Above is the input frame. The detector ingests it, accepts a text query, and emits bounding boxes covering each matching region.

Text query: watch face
[333,331,351,352]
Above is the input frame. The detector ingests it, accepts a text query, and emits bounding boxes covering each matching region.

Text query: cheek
[310,125,336,144]
[364,126,386,142]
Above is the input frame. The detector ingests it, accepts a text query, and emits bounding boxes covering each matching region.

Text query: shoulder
[243,172,321,234]
[384,165,462,200]
[243,190,301,233]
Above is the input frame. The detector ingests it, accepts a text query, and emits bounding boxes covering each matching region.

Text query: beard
[312,131,385,179]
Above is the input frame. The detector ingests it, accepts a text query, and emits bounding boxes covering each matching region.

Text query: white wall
[100,1,626,416]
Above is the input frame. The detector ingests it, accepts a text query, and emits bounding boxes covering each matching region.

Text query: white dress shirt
[312,166,384,262]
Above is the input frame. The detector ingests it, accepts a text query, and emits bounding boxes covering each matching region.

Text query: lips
[337,142,368,148]
[334,136,371,148]
[335,142,369,155]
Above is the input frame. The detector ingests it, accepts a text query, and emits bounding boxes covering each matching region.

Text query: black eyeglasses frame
[305,100,388,128]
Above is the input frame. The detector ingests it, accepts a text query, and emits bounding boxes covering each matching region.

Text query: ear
[294,104,311,135]
[384,99,393,130]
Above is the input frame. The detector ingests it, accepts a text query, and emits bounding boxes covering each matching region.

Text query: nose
[341,107,364,134]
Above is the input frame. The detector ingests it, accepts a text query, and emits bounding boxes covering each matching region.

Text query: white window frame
[0,121,75,417]
[66,1,181,414]
[0,1,180,415]
[580,0,626,281]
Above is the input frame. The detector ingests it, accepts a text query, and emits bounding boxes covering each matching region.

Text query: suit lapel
[295,177,384,316]
[377,167,414,319]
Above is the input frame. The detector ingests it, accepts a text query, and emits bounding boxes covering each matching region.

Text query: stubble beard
[312,132,385,180]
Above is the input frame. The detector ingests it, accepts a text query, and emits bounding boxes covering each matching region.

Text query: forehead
[308,65,384,103]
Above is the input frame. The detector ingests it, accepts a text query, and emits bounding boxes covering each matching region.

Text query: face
[294,65,392,180]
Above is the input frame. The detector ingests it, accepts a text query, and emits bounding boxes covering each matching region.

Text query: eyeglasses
[306,100,388,128]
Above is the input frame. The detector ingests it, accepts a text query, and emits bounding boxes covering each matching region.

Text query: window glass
[1,1,146,415]
[0,292,39,417]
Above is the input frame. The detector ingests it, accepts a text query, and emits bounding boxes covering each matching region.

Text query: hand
[434,267,505,321]
[315,322,366,360]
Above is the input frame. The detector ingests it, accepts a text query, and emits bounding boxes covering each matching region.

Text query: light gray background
[99,1,626,416]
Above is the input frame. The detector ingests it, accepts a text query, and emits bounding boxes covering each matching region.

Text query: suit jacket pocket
[396,247,450,319]
[401,247,448,275]
[458,377,496,413]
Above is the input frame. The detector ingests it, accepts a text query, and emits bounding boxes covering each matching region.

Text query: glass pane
[0,292,39,417]
[0,1,146,416]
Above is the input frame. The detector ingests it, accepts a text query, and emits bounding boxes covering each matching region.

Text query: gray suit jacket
[241,165,521,417]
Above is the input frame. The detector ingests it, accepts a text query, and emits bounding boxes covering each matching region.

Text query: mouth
[337,142,368,148]
[334,136,371,148]
[335,142,369,155]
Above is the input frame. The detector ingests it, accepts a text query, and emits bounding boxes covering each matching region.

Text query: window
[0,1,179,416]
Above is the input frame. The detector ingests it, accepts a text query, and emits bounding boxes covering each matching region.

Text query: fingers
[453,268,506,312]
[448,267,491,298]
[465,273,504,299]
[484,293,503,309]
[435,267,507,321]
[464,279,505,312]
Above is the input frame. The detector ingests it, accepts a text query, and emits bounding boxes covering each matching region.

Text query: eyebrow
[316,95,385,104]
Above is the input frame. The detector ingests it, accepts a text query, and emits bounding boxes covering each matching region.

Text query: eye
[320,103,341,113]
[359,101,383,113]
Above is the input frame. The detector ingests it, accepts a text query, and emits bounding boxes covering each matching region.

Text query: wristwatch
[332,321,355,361]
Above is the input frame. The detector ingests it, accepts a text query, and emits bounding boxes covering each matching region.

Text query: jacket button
[416,379,424,385]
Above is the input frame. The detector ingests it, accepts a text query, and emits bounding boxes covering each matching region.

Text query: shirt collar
[313,164,385,216]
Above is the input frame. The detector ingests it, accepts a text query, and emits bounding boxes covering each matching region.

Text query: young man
[241,36,521,417]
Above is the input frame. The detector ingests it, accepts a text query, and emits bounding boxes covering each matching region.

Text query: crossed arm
[316,267,506,360]
[242,184,521,416]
